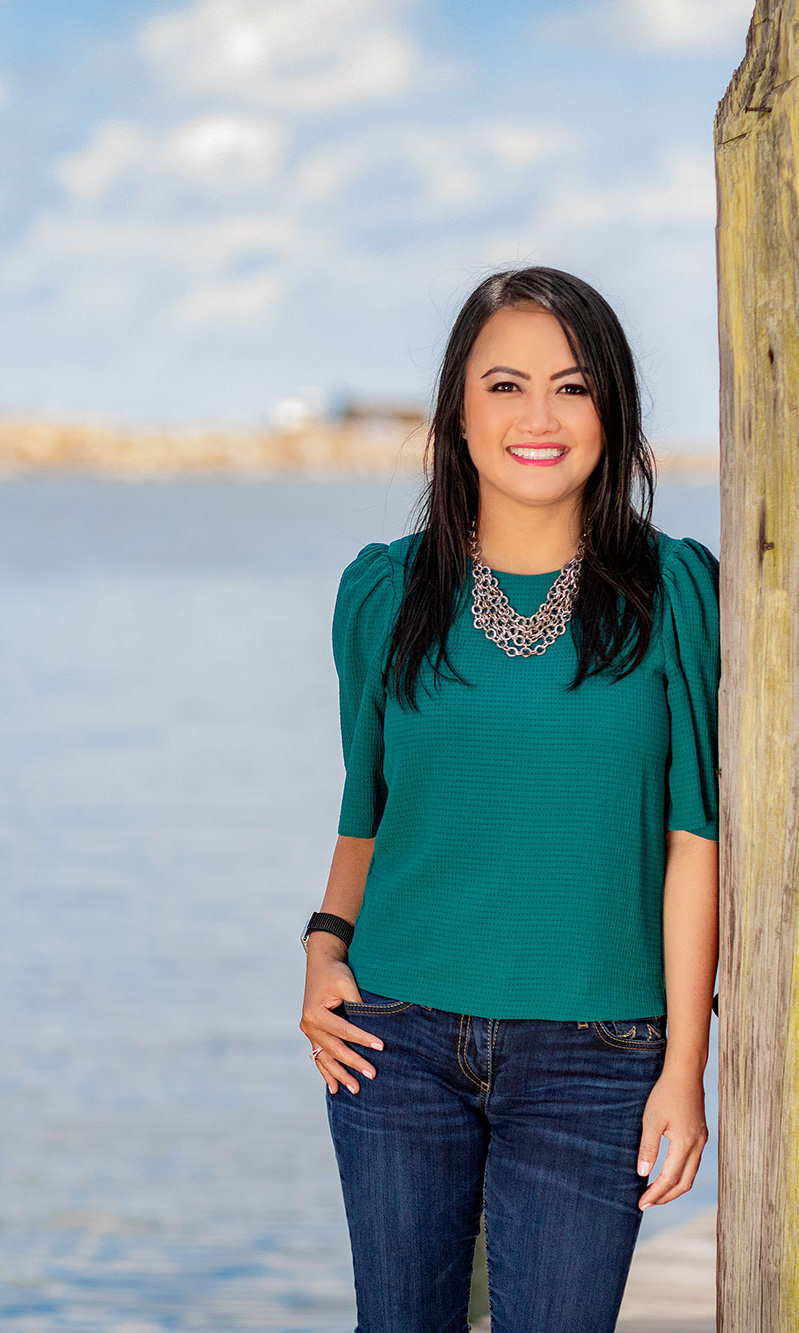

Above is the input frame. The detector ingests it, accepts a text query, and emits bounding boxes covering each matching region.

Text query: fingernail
[370,1042,383,1050]
[347,1084,358,1094]
[638,1160,651,1175]
[362,1069,375,1079]
[640,1202,652,1210]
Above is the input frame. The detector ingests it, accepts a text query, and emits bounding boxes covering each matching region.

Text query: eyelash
[489,381,589,396]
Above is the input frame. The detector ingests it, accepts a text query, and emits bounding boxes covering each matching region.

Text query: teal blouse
[331,530,720,1020]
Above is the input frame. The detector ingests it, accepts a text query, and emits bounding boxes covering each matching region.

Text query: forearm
[661,829,719,1077]
[307,834,374,964]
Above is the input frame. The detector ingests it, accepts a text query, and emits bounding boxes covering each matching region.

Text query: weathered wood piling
[714,2,799,1328]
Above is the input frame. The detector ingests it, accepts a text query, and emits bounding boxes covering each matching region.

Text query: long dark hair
[385,266,662,709]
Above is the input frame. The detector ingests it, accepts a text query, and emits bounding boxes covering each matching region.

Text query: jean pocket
[592,1015,667,1051]
[342,988,416,1014]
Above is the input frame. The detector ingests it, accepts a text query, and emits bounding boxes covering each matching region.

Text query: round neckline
[468,555,561,579]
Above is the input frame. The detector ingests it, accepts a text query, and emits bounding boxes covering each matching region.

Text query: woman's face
[461,304,604,514]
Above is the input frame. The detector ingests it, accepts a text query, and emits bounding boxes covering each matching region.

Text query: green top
[331,529,720,1020]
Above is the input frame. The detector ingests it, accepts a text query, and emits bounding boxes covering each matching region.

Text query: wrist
[306,931,350,963]
[662,1042,708,1080]
[301,910,354,952]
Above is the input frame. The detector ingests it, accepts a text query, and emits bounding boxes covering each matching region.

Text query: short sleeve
[660,536,720,841]
[331,542,399,837]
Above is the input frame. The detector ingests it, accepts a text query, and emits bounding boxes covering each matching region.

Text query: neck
[472,498,583,576]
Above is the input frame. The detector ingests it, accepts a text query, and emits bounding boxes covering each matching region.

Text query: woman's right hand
[299,942,385,1095]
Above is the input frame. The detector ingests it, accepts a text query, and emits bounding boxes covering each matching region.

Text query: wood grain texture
[715,2,799,1329]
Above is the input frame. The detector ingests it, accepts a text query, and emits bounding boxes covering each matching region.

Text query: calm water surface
[0,476,720,1330]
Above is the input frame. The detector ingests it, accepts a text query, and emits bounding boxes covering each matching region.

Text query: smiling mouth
[507,445,568,459]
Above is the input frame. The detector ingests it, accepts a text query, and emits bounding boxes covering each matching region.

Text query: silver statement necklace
[467,520,586,658]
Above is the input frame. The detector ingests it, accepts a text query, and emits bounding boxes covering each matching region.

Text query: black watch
[301,911,355,954]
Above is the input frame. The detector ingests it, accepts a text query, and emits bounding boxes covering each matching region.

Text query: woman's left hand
[635,1066,709,1209]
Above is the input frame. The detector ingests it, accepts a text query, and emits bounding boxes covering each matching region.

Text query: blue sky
[0,0,754,439]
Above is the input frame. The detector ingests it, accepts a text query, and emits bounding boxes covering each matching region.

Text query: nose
[515,391,561,437]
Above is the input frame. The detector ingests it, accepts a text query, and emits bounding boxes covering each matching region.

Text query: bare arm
[636,828,719,1209]
[300,834,385,1096]
[307,834,375,962]
[661,828,720,1076]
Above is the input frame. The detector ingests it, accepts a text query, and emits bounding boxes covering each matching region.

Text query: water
[0,475,721,1330]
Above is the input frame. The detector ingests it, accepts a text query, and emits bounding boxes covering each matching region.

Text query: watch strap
[303,911,354,950]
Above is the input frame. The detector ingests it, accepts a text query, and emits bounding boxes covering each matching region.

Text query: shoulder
[334,544,396,632]
[387,530,424,571]
[333,533,422,651]
[655,532,719,650]
[340,530,423,591]
[656,531,719,598]
[338,530,423,585]
[339,540,393,585]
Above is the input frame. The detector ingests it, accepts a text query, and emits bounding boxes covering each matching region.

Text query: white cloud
[17,102,580,335]
[542,0,753,55]
[474,149,716,289]
[171,270,283,329]
[545,148,716,228]
[0,211,294,328]
[296,120,578,215]
[1,0,721,397]
[5,129,711,340]
[57,114,285,203]
[618,0,752,52]
[139,0,434,110]
[57,122,147,202]
[9,1,582,339]
[171,116,284,187]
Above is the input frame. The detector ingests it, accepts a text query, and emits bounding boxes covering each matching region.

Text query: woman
[299,266,720,1332]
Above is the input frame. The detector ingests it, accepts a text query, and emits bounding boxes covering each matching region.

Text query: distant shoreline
[0,416,720,480]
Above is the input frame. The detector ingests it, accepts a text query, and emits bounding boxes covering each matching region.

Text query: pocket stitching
[592,1020,667,1050]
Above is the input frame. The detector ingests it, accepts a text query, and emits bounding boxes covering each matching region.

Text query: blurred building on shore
[0,405,716,481]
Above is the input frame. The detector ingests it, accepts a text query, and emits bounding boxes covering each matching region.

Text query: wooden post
[715,3,799,1329]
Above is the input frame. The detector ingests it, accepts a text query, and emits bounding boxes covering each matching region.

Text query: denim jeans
[326,988,668,1333]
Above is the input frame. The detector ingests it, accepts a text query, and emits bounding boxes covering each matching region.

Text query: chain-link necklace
[467,520,585,658]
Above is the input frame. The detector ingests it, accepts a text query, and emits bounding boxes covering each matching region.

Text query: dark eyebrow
[479,364,586,381]
[480,364,530,380]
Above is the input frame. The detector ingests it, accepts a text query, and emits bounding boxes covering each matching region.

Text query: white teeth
[509,447,566,459]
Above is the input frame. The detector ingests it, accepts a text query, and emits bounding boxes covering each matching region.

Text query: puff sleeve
[331,542,399,838]
[660,536,721,840]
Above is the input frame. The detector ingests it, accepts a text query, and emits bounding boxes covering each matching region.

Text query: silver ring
[309,1045,323,1063]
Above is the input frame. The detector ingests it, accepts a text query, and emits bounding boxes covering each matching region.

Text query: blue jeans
[326,988,667,1333]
